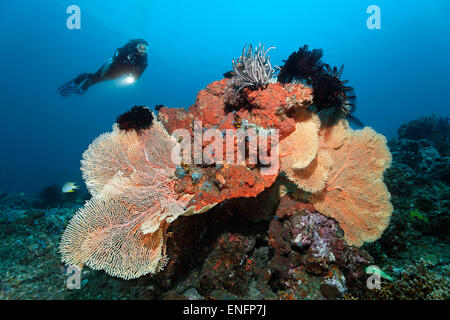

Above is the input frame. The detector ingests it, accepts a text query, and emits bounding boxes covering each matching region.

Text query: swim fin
[57,73,92,97]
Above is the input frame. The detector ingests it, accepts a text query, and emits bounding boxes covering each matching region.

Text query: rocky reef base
[0,115,448,300]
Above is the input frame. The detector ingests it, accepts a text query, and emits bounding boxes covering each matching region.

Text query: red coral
[158,106,193,135]
[178,164,277,212]
[238,83,313,139]
[159,80,313,212]
[160,80,313,139]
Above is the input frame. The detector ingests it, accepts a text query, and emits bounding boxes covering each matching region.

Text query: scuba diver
[57,39,149,97]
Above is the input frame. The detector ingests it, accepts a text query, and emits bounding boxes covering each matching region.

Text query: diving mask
[137,43,148,55]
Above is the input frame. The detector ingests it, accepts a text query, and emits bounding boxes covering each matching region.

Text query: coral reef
[365,114,449,265]
[397,114,449,155]
[158,78,313,214]
[1,113,449,299]
[268,195,373,299]
[3,42,448,300]
[355,260,449,300]
[58,44,394,281]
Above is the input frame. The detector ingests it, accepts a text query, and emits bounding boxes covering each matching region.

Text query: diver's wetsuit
[57,39,148,97]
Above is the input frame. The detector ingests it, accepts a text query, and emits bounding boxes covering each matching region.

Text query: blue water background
[0,0,449,194]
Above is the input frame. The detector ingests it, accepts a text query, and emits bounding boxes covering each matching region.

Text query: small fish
[62,182,78,193]
[365,266,393,281]
[409,208,429,223]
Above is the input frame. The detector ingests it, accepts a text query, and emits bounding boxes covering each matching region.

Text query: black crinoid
[312,64,362,127]
[154,104,165,112]
[278,45,324,84]
[116,105,154,132]
[223,71,235,79]
[278,45,362,127]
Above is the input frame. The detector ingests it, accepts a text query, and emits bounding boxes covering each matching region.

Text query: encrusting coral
[158,78,313,212]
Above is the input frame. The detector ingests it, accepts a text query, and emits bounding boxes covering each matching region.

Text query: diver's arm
[113,47,129,63]
[114,41,139,62]
[132,66,146,80]
[131,58,148,80]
